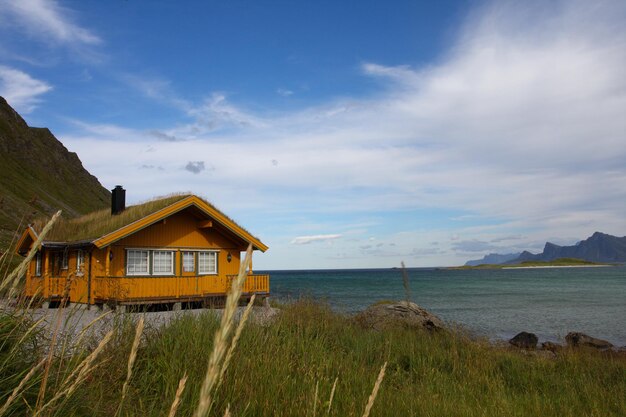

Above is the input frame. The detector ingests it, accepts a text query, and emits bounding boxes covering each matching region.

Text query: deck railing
[91,273,270,302]
[226,274,270,294]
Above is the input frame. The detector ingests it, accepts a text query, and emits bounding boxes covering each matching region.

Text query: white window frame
[152,250,175,275]
[182,251,195,272]
[61,251,69,270]
[35,252,42,276]
[126,250,150,276]
[76,250,85,275]
[198,251,218,275]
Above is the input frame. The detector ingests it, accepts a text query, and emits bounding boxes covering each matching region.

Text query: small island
[450,257,613,270]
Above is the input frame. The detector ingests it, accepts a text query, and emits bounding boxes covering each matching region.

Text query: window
[152,251,174,275]
[61,251,69,270]
[198,251,217,274]
[127,250,149,275]
[76,250,85,273]
[35,252,42,276]
[182,251,195,272]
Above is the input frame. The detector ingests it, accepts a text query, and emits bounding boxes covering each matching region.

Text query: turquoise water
[263,266,626,346]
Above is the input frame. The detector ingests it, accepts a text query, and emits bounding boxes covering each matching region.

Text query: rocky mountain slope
[465,232,626,266]
[510,232,626,264]
[0,97,110,252]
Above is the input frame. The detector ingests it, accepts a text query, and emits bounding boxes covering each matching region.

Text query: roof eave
[15,226,38,256]
[41,240,95,249]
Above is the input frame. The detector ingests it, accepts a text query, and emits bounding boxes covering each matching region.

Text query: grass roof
[33,193,192,243]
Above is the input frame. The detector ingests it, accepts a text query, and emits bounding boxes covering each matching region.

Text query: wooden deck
[93,273,269,303]
[31,274,269,306]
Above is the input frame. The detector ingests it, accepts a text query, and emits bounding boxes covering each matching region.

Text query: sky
[0,0,625,269]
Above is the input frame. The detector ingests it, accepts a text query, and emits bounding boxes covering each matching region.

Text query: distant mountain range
[0,97,110,252]
[465,232,626,266]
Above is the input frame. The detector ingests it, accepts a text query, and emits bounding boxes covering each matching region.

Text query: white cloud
[185,93,270,134]
[0,0,100,46]
[121,74,192,113]
[276,88,294,97]
[290,234,342,245]
[0,65,52,113]
[65,119,141,139]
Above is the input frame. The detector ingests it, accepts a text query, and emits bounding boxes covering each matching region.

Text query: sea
[260,266,626,346]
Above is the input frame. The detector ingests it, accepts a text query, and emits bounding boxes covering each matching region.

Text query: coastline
[501,264,612,269]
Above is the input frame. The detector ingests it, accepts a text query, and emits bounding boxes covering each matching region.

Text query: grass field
[1,297,625,417]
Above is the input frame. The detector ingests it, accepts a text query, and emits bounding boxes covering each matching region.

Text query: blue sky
[1,0,625,269]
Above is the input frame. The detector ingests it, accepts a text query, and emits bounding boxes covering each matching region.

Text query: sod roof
[30,194,264,249]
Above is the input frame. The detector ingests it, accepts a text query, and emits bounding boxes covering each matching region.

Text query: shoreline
[501,264,612,269]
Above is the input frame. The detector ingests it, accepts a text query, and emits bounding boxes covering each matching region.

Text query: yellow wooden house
[15,188,269,309]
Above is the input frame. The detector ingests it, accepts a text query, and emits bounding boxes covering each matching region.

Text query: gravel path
[2,301,280,346]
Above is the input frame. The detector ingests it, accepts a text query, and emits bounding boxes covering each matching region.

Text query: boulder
[565,332,614,350]
[509,332,538,349]
[354,301,445,332]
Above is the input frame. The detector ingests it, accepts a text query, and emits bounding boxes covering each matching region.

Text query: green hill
[0,96,110,253]
[452,257,608,269]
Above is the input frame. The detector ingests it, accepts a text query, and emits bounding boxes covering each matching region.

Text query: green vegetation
[1,300,625,417]
[452,257,609,269]
[0,97,110,251]
[33,193,191,242]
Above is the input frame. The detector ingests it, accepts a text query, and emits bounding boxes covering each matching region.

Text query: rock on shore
[354,301,445,332]
[509,332,538,349]
[565,332,614,350]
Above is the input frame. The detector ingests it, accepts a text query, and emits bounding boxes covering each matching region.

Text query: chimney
[111,185,126,215]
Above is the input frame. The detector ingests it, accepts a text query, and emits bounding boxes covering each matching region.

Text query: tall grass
[120,300,626,416]
[2,298,626,416]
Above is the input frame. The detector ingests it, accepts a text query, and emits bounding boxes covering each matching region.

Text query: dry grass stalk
[33,330,114,417]
[401,261,412,304]
[0,358,46,416]
[43,276,79,388]
[167,373,188,417]
[2,315,47,363]
[116,316,145,416]
[1,210,61,294]
[222,405,231,417]
[35,289,70,412]
[59,271,75,308]
[74,310,112,347]
[312,380,319,417]
[64,330,114,396]
[192,244,253,417]
[361,362,387,417]
[215,294,256,391]
[21,285,43,311]
[327,377,338,415]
